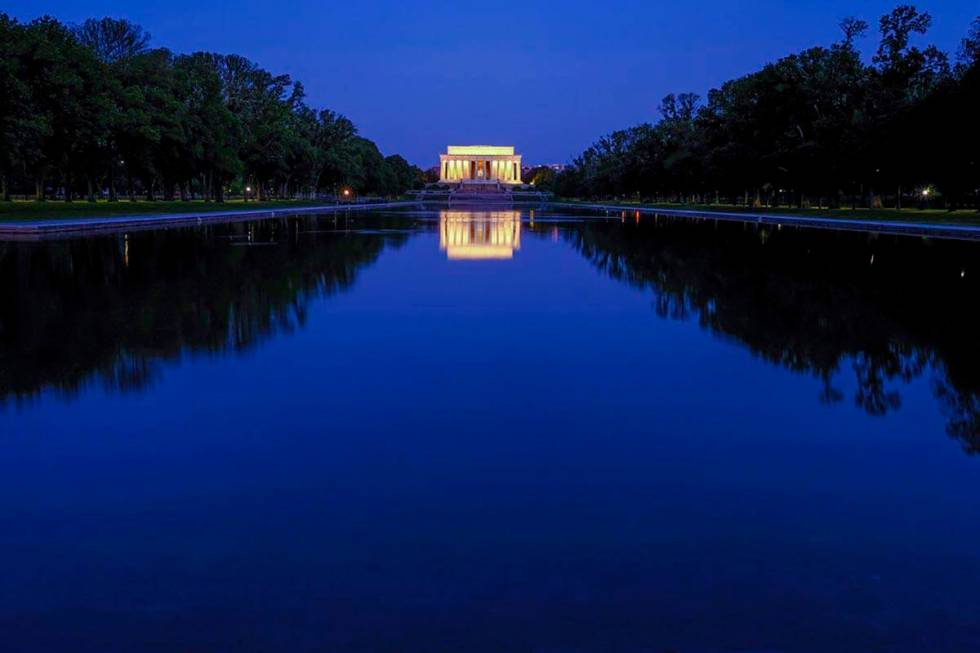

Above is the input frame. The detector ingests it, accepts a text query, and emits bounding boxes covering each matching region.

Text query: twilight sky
[8,1,978,167]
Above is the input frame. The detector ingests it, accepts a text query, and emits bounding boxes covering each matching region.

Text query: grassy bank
[0,199,345,223]
[556,200,980,227]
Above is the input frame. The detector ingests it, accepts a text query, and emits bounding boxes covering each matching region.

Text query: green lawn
[0,199,345,223]
[556,199,980,226]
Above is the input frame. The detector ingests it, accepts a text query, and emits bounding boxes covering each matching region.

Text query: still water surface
[1,209,979,652]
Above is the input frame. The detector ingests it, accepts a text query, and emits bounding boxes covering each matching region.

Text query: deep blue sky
[8,1,978,166]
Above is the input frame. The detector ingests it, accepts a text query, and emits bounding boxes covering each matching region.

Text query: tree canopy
[557,6,980,211]
[0,14,423,202]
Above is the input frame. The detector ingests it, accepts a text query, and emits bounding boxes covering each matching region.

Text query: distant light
[343,189,351,196]
[922,188,931,197]
[962,269,967,278]
[246,186,252,192]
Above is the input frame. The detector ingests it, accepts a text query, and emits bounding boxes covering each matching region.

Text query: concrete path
[0,201,420,240]
[4,199,980,243]
[553,202,980,241]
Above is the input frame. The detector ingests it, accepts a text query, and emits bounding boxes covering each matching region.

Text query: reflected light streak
[439,211,521,260]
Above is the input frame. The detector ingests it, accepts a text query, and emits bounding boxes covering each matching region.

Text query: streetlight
[920,186,934,209]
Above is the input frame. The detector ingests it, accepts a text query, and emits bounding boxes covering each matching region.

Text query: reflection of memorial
[439,211,521,260]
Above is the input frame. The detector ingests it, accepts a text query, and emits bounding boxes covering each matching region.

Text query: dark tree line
[555,6,980,211]
[0,15,424,203]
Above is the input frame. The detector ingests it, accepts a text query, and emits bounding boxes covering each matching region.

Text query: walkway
[4,199,980,242]
[0,201,419,240]
[553,202,980,241]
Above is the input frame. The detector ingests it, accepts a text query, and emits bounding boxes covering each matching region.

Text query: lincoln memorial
[439,145,522,184]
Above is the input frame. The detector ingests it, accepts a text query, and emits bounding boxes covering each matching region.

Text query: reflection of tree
[0,215,408,404]
[564,216,980,452]
[935,379,980,454]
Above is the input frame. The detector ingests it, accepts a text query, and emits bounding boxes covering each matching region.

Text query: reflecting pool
[1,208,979,652]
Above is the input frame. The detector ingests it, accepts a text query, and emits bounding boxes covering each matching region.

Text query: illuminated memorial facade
[439,146,522,184]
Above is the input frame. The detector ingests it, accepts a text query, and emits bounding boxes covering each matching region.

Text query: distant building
[440,146,522,184]
[524,163,568,174]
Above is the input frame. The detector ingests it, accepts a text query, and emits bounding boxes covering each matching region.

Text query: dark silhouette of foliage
[557,6,979,212]
[0,13,423,203]
[961,17,980,66]
[72,17,150,64]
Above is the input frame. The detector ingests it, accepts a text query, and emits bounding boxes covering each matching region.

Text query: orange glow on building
[439,146,522,184]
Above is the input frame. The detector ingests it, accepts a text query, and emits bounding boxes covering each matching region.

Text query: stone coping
[0,201,419,241]
[3,200,979,243]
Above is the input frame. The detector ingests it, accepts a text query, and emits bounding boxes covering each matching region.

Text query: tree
[873,5,949,106]
[310,109,357,193]
[0,14,30,200]
[16,17,108,201]
[175,52,242,202]
[840,17,869,47]
[0,13,416,204]
[72,17,149,64]
[526,166,556,190]
[558,8,977,212]
[72,17,152,200]
[959,17,980,69]
[380,154,422,196]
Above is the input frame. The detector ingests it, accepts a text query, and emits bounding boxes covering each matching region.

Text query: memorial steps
[448,181,514,208]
